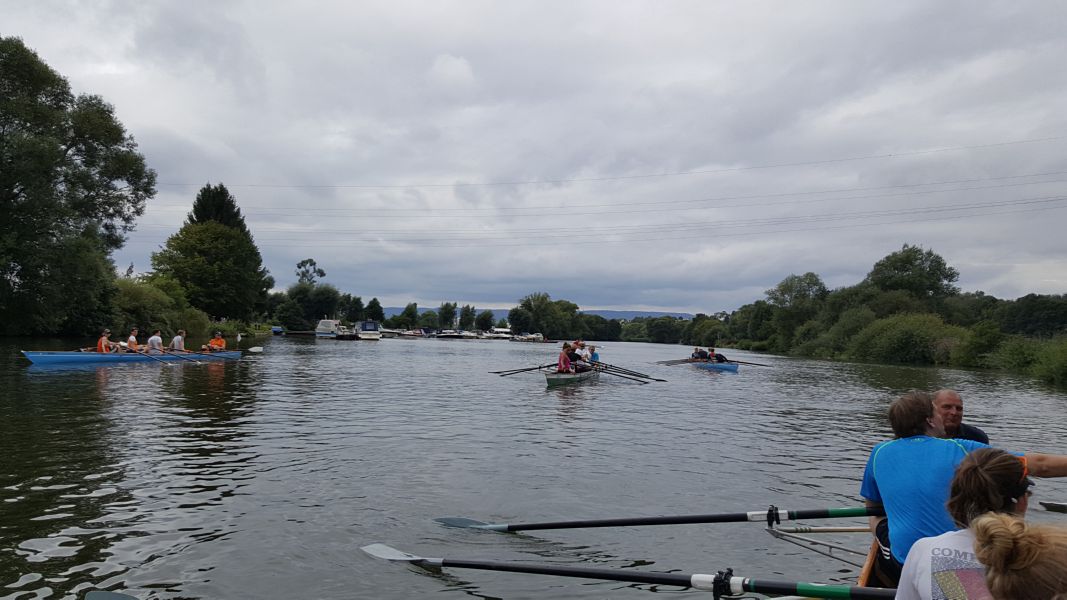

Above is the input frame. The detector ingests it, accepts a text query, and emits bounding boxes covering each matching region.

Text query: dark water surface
[2,337,1065,599]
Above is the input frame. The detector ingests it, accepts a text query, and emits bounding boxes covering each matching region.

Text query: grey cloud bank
[7,1,1066,313]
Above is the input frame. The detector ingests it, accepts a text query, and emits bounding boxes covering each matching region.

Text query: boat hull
[693,361,739,372]
[544,369,599,386]
[21,350,242,365]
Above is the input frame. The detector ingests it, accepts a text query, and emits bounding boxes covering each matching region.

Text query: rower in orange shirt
[202,331,226,352]
[97,329,118,353]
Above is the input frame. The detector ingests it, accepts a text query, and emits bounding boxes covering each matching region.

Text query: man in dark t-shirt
[934,389,989,444]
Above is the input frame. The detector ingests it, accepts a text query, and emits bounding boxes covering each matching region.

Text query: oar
[162,349,202,364]
[183,349,236,359]
[595,368,650,384]
[490,363,555,376]
[592,361,665,382]
[655,358,695,366]
[133,350,177,366]
[726,359,771,367]
[591,361,652,378]
[435,505,884,531]
[361,544,893,599]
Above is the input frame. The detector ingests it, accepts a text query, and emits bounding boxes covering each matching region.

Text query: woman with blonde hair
[973,512,1067,599]
[897,448,1033,599]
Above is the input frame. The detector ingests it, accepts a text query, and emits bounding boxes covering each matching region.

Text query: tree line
[619,244,1067,385]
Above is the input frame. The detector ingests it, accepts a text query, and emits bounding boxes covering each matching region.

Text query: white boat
[315,319,344,338]
[379,328,400,338]
[543,367,599,386]
[356,320,382,340]
[482,327,513,340]
[510,332,546,343]
[436,330,478,339]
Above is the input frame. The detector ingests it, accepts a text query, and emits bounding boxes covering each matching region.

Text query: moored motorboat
[21,350,242,365]
[356,320,383,340]
[693,361,739,372]
[315,319,344,338]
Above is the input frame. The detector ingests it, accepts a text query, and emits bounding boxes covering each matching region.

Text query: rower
[708,348,728,363]
[126,327,141,352]
[97,329,118,353]
[692,347,709,361]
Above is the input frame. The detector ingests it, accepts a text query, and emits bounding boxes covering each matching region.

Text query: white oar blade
[247,346,264,353]
[434,517,492,528]
[361,543,424,562]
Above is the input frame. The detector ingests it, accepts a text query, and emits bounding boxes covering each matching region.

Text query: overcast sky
[7,1,1067,313]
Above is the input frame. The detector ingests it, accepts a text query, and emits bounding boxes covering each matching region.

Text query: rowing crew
[556,339,600,373]
[690,347,728,363]
[863,389,1067,597]
[95,328,225,354]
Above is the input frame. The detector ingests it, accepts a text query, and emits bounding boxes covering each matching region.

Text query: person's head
[888,391,941,438]
[972,512,1067,599]
[708,348,715,353]
[178,329,186,336]
[131,327,138,334]
[935,389,965,433]
[562,342,571,350]
[214,331,222,338]
[947,448,1033,527]
[152,329,161,336]
[102,328,111,336]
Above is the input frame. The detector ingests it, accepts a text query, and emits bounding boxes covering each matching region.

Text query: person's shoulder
[957,422,989,444]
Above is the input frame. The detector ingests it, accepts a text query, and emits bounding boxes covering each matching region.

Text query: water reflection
[2,336,1066,599]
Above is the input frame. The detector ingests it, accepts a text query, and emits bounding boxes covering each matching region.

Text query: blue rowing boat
[693,361,739,372]
[21,350,242,365]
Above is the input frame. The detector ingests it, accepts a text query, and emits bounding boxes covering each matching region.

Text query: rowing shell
[544,368,600,386]
[21,350,242,365]
[693,361,739,372]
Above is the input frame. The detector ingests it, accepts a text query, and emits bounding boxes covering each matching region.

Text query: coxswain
[202,331,226,352]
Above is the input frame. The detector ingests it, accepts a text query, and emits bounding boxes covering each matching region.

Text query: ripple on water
[2,338,1066,598]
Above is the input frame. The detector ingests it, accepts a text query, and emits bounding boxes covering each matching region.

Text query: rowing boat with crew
[21,350,243,365]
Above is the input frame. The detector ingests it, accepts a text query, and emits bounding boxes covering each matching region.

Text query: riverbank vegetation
[617,244,1067,385]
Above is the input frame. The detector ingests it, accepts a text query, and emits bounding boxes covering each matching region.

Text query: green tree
[188,183,249,234]
[151,222,272,321]
[765,272,828,351]
[495,318,509,329]
[438,302,457,329]
[507,307,533,333]
[342,295,365,322]
[296,258,325,285]
[396,303,419,329]
[366,297,385,322]
[275,299,310,331]
[458,304,477,330]
[418,310,439,329]
[307,284,341,321]
[865,244,959,299]
[475,310,496,332]
[0,37,156,334]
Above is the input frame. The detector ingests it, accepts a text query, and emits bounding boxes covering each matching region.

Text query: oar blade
[434,517,508,530]
[361,543,424,562]
[435,516,489,528]
[247,346,264,353]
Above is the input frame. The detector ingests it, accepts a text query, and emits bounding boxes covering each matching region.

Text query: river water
[1,336,1065,599]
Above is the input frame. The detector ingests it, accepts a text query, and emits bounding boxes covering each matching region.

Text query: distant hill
[382,307,693,321]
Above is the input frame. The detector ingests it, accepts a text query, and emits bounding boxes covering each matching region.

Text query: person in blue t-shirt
[860,391,1067,589]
